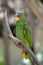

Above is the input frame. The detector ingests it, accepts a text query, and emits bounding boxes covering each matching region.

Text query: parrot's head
[15,10,22,21]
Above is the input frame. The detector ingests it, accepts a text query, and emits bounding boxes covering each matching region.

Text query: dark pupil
[17,15,20,18]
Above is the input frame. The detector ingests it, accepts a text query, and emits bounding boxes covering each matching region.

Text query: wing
[16,21,24,41]
[24,24,32,49]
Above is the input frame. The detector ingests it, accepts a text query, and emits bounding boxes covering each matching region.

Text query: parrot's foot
[22,57,32,65]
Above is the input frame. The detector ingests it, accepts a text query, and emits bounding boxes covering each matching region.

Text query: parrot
[13,10,34,62]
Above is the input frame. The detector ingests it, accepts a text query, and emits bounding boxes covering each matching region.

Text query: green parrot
[14,11,34,61]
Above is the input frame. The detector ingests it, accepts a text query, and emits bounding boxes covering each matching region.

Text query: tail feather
[21,50,32,60]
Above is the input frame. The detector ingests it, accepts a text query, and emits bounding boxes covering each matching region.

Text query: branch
[4,10,40,65]
[25,0,43,22]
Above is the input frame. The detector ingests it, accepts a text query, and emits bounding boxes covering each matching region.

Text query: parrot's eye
[17,15,20,17]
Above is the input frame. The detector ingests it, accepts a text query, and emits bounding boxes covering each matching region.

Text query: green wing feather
[16,21,24,41]
[16,14,32,48]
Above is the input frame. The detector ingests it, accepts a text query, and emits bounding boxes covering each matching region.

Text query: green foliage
[0,51,4,65]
